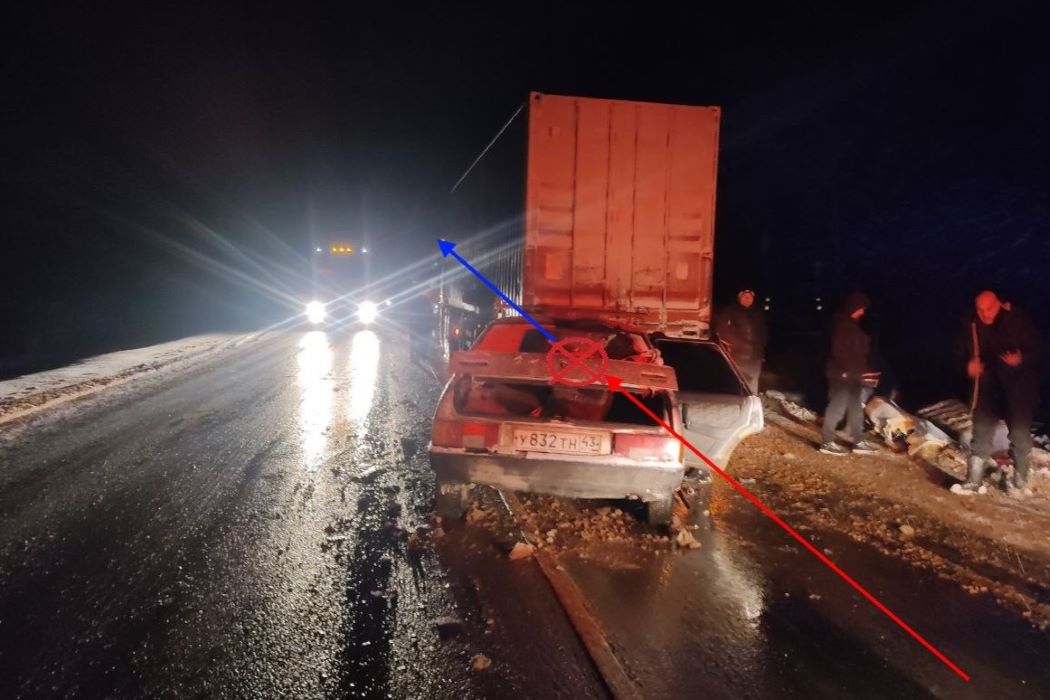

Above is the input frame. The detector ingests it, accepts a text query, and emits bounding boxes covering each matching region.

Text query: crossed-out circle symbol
[546,337,609,387]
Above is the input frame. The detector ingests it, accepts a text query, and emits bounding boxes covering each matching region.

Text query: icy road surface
[0,333,259,424]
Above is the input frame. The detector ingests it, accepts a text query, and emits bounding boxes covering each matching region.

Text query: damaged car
[429,318,684,524]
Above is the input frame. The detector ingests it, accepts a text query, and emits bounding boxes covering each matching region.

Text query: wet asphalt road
[3,329,1050,699]
[549,480,1050,699]
[0,330,601,699]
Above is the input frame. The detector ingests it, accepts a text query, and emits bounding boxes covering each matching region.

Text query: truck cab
[304,241,379,327]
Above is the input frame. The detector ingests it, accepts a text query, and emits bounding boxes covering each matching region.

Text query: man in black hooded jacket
[956,290,1043,494]
[819,292,882,455]
[715,288,768,393]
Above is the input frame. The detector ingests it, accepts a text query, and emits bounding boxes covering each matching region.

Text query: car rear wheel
[435,481,471,522]
[645,495,675,526]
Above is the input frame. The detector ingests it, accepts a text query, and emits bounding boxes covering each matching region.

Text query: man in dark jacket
[819,292,882,455]
[956,291,1043,494]
[715,288,768,393]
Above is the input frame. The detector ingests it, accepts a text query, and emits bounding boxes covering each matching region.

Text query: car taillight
[432,419,500,449]
[613,434,683,462]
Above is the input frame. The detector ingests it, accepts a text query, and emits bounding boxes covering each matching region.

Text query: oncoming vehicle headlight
[305,300,326,324]
[358,300,378,325]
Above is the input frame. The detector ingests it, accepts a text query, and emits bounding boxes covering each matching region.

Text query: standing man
[955,291,1043,495]
[819,291,882,455]
[715,288,768,393]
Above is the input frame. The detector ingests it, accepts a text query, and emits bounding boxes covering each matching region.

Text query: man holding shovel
[955,291,1043,495]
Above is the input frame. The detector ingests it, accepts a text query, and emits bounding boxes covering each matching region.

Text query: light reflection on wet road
[297,330,334,471]
[348,330,380,432]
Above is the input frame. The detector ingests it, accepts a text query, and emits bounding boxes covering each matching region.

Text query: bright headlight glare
[306,300,326,324]
[358,301,378,325]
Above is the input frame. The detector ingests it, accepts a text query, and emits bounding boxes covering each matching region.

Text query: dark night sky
[2,2,1048,399]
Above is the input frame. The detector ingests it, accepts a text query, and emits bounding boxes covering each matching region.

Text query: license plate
[512,428,609,455]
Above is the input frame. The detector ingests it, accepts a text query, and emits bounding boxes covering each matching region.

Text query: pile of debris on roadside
[765,390,1050,498]
[456,492,711,564]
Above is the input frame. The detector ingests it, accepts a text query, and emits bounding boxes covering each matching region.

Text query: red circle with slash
[546,337,609,387]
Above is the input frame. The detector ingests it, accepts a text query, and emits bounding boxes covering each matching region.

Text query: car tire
[435,482,470,522]
[645,496,674,526]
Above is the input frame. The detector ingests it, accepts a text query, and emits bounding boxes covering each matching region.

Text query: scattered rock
[351,466,386,484]
[899,524,916,538]
[675,529,702,550]
[508,542,535,560]
[466,505,489,525]
[471,653,492,671]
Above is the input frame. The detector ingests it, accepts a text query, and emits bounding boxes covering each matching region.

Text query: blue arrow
[438,239,556,343]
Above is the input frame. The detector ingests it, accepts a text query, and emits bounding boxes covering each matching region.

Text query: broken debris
[675,529,702,550]
[508,542,535,560]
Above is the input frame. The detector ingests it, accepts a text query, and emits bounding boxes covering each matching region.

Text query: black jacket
[969,305,1043,402]
[825,293,872,381]
[715,303,768,362]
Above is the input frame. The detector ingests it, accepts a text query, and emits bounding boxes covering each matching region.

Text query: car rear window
[655,340,745,396]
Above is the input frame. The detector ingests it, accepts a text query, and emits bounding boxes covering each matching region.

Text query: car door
[655,339,764,467]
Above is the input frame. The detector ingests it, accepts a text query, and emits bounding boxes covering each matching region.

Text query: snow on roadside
[0,333,261,424]
[748,402,1050,627]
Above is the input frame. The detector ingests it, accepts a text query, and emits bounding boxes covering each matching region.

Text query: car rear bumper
[429,446,684,502]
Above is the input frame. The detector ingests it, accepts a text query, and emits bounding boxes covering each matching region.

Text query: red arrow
[604,374,970,682]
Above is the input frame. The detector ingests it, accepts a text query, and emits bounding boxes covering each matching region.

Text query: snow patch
[0,333,260,424]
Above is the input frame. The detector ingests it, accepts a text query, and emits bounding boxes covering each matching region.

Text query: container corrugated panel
[523,92,720,338]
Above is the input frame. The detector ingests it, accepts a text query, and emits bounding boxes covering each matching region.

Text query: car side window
[656,341,745,395]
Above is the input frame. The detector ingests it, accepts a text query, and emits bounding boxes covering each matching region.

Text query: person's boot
[1010,454,1032,494]
[952,456,987,495]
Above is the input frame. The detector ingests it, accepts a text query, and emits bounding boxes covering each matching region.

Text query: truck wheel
[435,482,470,522]
[646,496,674,526]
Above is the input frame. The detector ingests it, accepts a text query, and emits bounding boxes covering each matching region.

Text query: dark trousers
[972,389,1035,481]
[822,378,864,444]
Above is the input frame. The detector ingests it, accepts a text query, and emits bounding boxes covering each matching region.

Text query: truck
[437,91,720,351]
[304,239,379,327]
